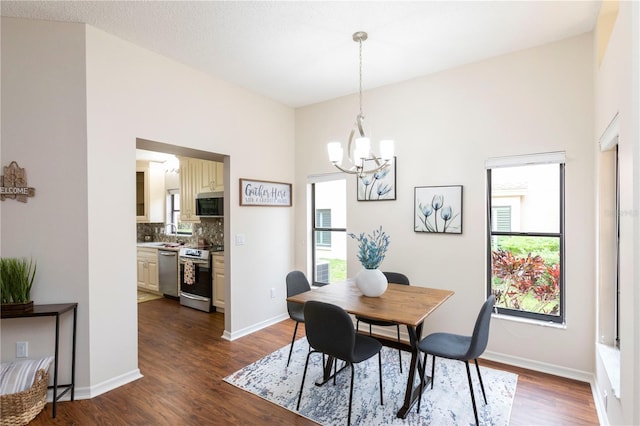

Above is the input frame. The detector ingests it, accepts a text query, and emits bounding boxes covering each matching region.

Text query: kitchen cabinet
[178,158,224,222]
[136,161,165,223]
[212,253,225,312]
[196,160,224,193]
[137,248,159,292]
[177,157,200,223]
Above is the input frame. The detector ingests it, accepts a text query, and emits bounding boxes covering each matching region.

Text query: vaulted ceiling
[1,1,601,108]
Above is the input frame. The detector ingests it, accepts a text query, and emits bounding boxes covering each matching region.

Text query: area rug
[137,290,163,303]
[224,338,517,425]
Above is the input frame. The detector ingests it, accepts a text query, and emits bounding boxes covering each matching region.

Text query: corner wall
[593,1,640,425]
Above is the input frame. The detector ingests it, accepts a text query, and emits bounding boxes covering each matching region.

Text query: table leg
[71,305,77,401]
[396,323,424,418]
[52,313,60,418]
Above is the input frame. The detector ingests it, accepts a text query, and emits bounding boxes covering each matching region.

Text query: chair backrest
[465,294,496,360]
[286,271,311,315]
[383,271,410,285]
[303,301,355,361]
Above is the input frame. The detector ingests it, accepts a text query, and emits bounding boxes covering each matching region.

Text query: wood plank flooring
[30,298,599,425]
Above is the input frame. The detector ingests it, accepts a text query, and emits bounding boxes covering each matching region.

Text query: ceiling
[1,1,600,108]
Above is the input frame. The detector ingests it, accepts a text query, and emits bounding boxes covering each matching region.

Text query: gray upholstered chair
[355,271,410,372]
[297,300,383,426]
[285,271,311,367]
[417,294,496,425]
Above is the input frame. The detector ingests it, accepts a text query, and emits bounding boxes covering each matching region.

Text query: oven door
[179,258,212,312]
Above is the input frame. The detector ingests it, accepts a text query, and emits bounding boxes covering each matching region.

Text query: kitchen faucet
[165,223,178,239]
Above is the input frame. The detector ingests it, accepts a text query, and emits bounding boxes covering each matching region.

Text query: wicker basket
[0,369,48,426]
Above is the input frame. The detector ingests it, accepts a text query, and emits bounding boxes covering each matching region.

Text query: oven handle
[180,292,210,302]
[179,259,209,265]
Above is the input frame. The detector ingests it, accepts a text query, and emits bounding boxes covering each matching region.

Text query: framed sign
[240,178,292,207]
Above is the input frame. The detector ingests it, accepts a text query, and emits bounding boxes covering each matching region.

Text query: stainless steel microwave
[195,192,224,217]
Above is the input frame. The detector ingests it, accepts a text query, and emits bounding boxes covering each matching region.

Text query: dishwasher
[158,250,179,298]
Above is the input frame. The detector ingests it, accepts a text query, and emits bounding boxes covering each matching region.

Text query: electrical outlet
[270,288,276,298]
[16,341,28,358]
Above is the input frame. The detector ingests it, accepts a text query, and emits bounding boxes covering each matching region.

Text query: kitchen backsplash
[137,218,224,246]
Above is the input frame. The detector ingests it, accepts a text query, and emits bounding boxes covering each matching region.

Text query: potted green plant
[0,257,37,312]
[349,226,390,297]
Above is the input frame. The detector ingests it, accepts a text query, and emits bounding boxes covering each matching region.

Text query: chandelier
[327,31,394,178]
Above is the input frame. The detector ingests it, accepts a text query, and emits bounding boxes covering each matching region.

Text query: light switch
[235,234,246,245]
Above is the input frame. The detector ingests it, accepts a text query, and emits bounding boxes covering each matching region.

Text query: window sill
[597,343,621,398]
[491,312,566,329]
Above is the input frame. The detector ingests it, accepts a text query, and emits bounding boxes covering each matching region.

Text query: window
[167,190,192,235]
[486,152,565,323]
[311,178,346,285]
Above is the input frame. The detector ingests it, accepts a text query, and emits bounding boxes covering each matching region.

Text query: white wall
[0,17,89,389]
[2,17,295,397]
[594,1,640,425]
[295,34,596,376]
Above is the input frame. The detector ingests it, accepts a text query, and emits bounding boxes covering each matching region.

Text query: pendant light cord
[358,36,363,118]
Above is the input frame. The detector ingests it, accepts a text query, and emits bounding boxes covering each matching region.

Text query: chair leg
[287,321,299,367]
[431,355,436,389]
[396,325,402,373]
[465,361,480,426]
[474,358,488,404]
[356,319,360,332]
[378,352,384,405]
[347,364,355,426]
[296,351,314,410]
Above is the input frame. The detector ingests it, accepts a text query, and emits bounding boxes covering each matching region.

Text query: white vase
[355,268,388,297]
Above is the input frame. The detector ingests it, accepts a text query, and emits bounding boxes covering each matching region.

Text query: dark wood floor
[30,297,599,425]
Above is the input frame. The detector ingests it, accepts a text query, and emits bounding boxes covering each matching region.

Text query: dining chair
[355,271,410,372]
[416,294,496,425]
[297,300,383,426]
[285,271,311,367]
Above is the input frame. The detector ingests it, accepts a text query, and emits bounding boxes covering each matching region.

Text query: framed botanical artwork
[356,157,396,201]
[414,185,463,234]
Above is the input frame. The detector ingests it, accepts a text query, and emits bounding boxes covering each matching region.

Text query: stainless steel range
[179,247,212,312]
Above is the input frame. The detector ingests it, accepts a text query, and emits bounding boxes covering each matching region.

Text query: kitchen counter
[137,242,182,250]
[136,242,223,253]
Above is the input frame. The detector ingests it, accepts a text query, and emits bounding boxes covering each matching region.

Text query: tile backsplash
[137,218,224,247]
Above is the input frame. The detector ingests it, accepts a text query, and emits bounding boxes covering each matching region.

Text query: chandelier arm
[331,162,360,175]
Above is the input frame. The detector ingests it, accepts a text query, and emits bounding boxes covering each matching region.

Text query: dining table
[286,279,454,418]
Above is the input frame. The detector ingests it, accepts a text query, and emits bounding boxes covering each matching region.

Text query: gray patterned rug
[224,338,517,425]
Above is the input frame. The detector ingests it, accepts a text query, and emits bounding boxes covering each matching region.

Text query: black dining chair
[417,294,496,425]
[355,271,410,372]
[285,270,311,367]
[297,300,383,426]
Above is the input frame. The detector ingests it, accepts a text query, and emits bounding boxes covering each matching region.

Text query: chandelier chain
[358,37,363,117]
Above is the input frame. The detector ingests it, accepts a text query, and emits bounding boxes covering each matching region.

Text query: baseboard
[482,350,593,383]
[223,313,289,341]
[47,369,143,401]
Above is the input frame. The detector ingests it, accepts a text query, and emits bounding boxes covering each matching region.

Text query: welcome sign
[1,161,35,202]
[240,178,291,207]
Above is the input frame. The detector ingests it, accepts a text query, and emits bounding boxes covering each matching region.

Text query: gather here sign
[240,178,291,207]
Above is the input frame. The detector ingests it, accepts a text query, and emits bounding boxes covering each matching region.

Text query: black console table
[1,303,78,418]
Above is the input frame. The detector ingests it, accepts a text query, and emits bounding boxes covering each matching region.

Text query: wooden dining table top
[286,280,454,328]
